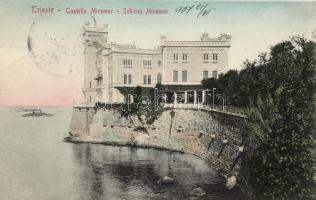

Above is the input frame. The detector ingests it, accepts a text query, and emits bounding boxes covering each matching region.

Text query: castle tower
[82,18,108,104]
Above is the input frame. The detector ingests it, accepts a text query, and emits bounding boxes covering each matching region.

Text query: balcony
[94,74,103,81]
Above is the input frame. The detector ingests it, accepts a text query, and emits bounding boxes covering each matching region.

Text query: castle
[69,21,249,194]
[82,20,231,104]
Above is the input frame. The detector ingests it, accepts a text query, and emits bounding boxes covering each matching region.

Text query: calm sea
[0,107,244,200]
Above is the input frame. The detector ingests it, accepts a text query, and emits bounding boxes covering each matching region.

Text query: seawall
[67,106,250,193]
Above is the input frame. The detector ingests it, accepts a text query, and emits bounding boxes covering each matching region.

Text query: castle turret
[82,18,108,104]
[82,19,108,45]
[160,35,167,44]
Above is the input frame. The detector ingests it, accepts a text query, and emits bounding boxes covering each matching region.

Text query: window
[173,71,178,82]
[143,60,152,68]
[89,81,92,88]
[123,74,132,84]
[143,75,147,85]
[157,60,162,66]
[157,73,162,84]
[203,53,209,62]
[143,75,152,85]
[182,54,188,62]
[212,53,218,61]
[124,74,127,84]
[182,71,187,82]
[212,71,218,79]
[173,54,178,62]
[203,71,209,79]
[148,75,151,85]
[123,59,132,67]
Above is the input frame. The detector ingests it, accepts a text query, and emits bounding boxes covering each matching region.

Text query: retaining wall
[68,107,250,192]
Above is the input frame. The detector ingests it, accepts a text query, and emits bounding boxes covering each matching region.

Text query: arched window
[157,73,162,84]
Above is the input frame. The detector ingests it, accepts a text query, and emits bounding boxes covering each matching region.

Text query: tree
[201,77,221,104]
[246,37,316,200]
[201,37,315,199]
[201,77,219,90]
[217,69,239,105]
[133,86,143,104]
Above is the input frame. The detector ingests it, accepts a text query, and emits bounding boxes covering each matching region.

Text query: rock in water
[157,176,175,185]
[190,187,206,197]
[226,176,237,189]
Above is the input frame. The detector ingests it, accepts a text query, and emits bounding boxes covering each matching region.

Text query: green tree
[201,38,315,199]
[201,77,219,90]
[217,69,239,105]
[247,37,316,200]
[133,86,143,104]
[201,77,221,104]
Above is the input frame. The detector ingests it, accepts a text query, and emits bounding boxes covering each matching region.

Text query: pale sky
[0,1,316,106]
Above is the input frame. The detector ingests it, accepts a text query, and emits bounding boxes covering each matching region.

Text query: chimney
[219,33,232,40]
[201,32,210,41]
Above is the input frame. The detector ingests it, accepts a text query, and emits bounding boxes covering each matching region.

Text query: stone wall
[68,107,250,192]
[69,107,95,136]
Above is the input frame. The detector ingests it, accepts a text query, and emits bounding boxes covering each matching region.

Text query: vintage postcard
[0,1,315,200]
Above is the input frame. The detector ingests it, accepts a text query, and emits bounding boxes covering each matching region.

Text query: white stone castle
[82,20,231,104]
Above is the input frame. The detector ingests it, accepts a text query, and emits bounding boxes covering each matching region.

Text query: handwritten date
[175,3,214,18]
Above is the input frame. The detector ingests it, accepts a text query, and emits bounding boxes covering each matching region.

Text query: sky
[0,1,316,106]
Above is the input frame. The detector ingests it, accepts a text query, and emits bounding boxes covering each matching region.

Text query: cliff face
[68,107,250,192]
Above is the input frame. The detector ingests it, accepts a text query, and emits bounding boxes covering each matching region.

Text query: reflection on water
[71,144,244,200]
[0,107,244,200]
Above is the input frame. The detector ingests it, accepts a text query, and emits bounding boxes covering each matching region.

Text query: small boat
[21,108,53,117]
